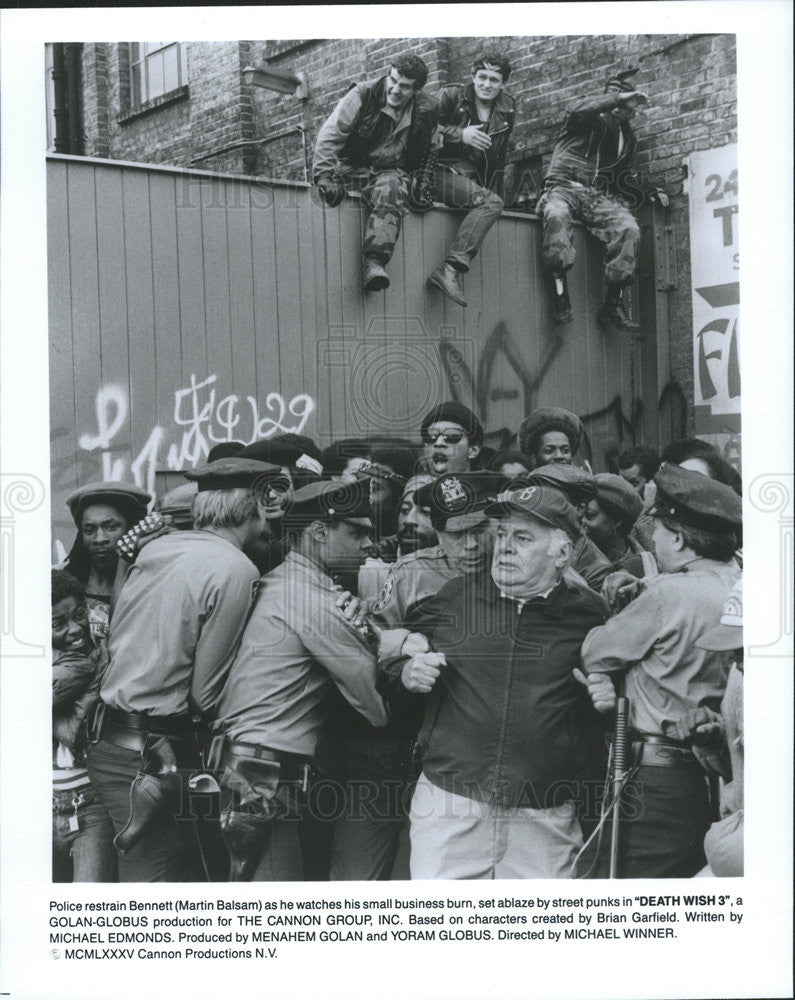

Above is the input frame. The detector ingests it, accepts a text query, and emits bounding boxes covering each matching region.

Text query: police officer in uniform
[86,458,283,882]
[580,463,742,877]
[213,478,388,881]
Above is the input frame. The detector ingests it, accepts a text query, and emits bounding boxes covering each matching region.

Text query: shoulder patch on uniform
[370,573,395,614]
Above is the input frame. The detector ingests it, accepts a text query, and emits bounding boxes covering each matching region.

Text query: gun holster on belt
[219,754,284,882]
[114,734,181,857]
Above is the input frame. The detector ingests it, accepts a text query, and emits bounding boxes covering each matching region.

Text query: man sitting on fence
[313,55,439,294]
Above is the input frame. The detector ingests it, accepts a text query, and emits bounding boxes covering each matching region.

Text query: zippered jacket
[435,81,516,193]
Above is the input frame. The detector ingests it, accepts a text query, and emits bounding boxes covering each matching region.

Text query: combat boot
[551,273,573,325]
[428,263,468,307]
[597,285,640,332]
[363,258,389,292]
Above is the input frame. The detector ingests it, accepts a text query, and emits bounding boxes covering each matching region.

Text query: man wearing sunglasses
[420,401,484,477]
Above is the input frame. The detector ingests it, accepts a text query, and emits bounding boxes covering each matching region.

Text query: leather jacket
[313,76,439,180]
[435,81,516,193]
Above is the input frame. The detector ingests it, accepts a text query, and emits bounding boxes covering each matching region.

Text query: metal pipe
[190,124,309,182]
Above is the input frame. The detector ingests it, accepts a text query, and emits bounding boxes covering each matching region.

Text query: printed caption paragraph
[47,893,745,960]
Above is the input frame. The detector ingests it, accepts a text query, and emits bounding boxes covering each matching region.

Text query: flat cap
[284,477,372,528]
[66,481,151,526]
[416,471,507,531]
[183,457,283,493]
[402,473,435,501]
[696,578,743,651]
[593,473,643,525]
[486,484,581,541]
[526,462,596,504]
[650,462,742,530]
[421,401,484,445]
[518,407,583,457]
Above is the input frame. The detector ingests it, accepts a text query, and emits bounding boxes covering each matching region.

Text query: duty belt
[625,732,698,771]
[220,739,315,792]
[98,706,203,753]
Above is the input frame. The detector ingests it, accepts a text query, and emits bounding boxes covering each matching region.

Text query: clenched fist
[401,651,446,693]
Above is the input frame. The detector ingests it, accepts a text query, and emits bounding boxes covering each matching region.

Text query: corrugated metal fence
[48,154,661,553]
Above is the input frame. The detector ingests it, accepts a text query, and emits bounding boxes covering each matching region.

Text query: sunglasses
[422,429,466,445]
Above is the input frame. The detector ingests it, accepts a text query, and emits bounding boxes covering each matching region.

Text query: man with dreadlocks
[537,68,668,331]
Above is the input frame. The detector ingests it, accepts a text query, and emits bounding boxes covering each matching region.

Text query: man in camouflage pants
[537,68,667,332]
[313,55,439,294]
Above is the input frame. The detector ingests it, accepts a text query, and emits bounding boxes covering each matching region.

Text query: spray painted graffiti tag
[77,374,315,497]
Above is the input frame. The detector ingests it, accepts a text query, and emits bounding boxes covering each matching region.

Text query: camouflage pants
[344,168,410,267]
[537,183,640,286]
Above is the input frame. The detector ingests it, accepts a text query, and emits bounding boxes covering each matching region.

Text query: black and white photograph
[0,5,792,1000]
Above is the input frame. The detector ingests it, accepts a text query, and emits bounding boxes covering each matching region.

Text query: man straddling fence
[537,67,668,332]
[426,49,515,307]
[313,55,439,294]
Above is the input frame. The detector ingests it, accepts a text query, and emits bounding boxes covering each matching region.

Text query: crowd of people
[52,400,744,883]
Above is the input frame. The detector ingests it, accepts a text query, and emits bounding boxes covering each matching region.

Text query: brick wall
[74,34,737,438]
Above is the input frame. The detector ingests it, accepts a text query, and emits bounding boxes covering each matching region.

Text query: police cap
[650,462,742,531]
[416,471,507,531]
[284,477,372,528]
[184,457,283,493]
[66,481,151,527]
[485,484,581,541]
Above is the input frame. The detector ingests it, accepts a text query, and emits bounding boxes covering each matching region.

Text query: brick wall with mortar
[75,34,736,438]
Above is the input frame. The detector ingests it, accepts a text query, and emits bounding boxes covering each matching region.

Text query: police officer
[213,478,388,881]
[326,470,505,881]
[86,458,283,882]
[580,463,742,877]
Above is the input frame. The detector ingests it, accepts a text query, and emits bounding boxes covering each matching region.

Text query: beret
[518,407,583,456]
[66,481,151,527]
[420,402,484,445]
[650,463,742,530]
[183,457,283,493]
[525,462,596,503]
[238,435,323,476]
[486,484,581,541]
[593,473,643,525]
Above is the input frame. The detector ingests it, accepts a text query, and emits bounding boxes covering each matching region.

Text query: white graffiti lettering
[74,374,315,502]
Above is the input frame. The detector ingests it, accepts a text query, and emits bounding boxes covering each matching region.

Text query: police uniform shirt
[581,558,740,736]
[216,550,388,756]
[101,531,259,716]
[370,545,459,626]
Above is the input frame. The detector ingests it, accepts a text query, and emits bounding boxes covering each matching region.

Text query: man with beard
[420,401,484,477]
[61,482,151,645]
[357,473,436,606]
[327,471,504,880]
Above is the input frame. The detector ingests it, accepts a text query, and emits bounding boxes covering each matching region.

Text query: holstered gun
[219,755,283,882]
[113,734,181,857]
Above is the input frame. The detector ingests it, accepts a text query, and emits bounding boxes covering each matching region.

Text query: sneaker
[428,263,468,307]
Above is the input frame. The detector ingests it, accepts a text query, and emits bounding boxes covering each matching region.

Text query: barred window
[129,42,188,106]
